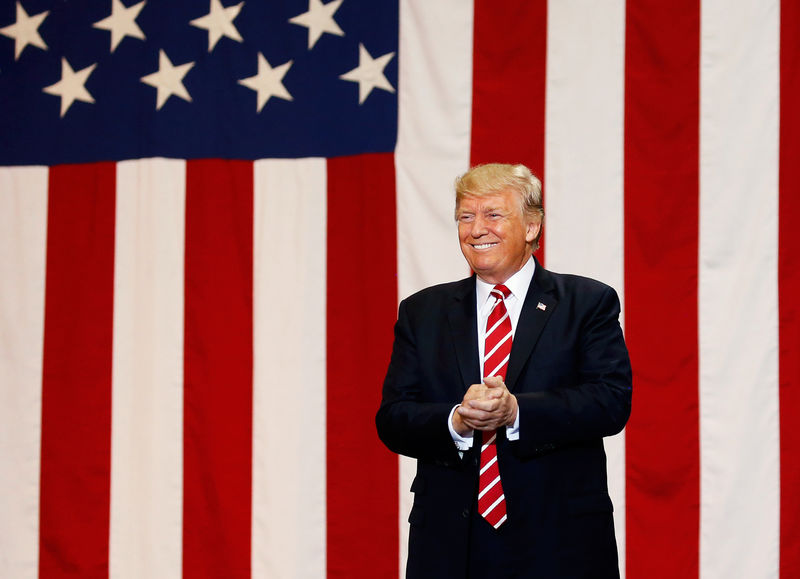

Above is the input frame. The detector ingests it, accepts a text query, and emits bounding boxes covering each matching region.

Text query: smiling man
[376,163,633,578]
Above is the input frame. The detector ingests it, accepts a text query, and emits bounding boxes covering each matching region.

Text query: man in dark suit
[376,163,632,578]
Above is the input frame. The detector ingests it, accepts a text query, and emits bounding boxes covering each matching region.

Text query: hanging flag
[1,1,798,578]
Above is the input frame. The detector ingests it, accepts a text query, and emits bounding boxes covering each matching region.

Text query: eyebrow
[456,204,507,215]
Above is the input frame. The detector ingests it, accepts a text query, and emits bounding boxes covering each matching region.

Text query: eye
[458,214,474,223]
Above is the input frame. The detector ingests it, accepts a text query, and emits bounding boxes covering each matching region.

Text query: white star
[43,58,97,117]
[190,0,243,52]
[339,43,395,104]
[140,50,194,110]
[289,0,343,50]
[0,2,49,60]
[93,0,146,53]
[238,53,293,112]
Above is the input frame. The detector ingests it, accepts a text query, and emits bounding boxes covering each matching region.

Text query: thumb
[484,375,505,388]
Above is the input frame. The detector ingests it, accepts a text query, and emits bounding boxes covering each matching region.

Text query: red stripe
[624,2,700,577]
[326,154,398,578]
[39,163,116,578]
[470,0,548,261]
[183,160,253,578]
[780,0,800,574]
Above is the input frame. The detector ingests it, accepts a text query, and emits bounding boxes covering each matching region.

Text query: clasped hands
[452,375,518,436]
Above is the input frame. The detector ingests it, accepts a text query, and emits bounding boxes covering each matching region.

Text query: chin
[467,262,491,276]
[474,267,500,281]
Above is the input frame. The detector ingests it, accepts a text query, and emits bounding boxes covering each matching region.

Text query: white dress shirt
[448,256,536,450]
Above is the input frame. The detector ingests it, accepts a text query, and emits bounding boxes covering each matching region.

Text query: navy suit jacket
[376,260,632,578]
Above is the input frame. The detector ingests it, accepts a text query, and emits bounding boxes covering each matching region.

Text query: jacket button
[462,508,470,519]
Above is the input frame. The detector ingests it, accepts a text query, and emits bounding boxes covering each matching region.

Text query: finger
[458,404,486,417]
[459,411,496,426]
[466,398,500,412]
[483,388,504,400]
[458,405,495,423]
[483,375,506,388]
[461,383,488,402]
[464,418,504,431]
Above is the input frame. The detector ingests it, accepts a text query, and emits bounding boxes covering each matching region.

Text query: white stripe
[110,159,185,579]
[492,514,507,529]
[485,355,510,381]
[252,159,327,578]
[481,494,505,517]
[480,454,497,475]
[483,330,511,362]
[0,169,48,579]
[477,475,501,500]
[396,0,474,575]
[544,1,627,574]
[396,0,474,299]
[485,310,510,340]
[698,2,780,578]
[481,432,497,451]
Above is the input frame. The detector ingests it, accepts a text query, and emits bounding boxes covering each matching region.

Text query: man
[376,163,632,578]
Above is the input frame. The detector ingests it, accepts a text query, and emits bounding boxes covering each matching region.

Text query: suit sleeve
[375,299,464,465]
[511,284,632,459]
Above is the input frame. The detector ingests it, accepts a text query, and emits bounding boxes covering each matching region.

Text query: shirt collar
[476,256,536,307]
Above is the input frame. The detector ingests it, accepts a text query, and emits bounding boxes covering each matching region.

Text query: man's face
[456,189,540,284]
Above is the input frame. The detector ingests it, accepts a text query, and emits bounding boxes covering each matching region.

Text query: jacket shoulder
[400,276,473,308]
[538,266,617,298]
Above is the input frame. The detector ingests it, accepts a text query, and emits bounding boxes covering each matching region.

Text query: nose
[470,214,488,237]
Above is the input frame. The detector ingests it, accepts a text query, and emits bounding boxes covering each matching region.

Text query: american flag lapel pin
[537,302,547,311]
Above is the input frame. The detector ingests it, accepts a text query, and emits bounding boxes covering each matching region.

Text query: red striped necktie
[478,284,512,529]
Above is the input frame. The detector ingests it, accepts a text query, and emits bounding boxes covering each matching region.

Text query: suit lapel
[506,261,558,390]
[447,277,481,388]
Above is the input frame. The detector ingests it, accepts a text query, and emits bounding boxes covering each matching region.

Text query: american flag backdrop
[0,0,798,577]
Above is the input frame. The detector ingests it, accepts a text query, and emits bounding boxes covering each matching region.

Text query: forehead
[456,189,519,212]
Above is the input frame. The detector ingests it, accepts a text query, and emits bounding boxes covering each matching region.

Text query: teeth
[473,243,496,249]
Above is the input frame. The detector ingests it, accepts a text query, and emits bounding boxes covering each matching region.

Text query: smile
[471,243,497,250]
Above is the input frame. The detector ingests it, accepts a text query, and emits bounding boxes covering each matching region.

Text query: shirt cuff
[506,409,520,440]
[447,404,474,450]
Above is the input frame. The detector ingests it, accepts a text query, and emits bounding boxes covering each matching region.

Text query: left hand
[456,375,518,431]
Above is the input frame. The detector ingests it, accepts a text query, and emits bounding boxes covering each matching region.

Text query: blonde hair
[454,163,544,250]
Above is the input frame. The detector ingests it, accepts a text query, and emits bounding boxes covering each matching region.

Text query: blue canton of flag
[0,0,399,165]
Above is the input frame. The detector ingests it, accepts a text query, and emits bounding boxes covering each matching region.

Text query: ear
[525,219,541,244]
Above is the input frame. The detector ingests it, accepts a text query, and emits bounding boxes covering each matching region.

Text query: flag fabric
[0,1,798,578]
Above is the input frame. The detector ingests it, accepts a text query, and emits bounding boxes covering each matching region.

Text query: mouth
[471,242,498,250]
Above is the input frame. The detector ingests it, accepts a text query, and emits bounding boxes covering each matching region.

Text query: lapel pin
[537,302,547,311]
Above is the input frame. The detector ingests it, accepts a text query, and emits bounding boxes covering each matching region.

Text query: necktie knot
[491,284,511,301]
